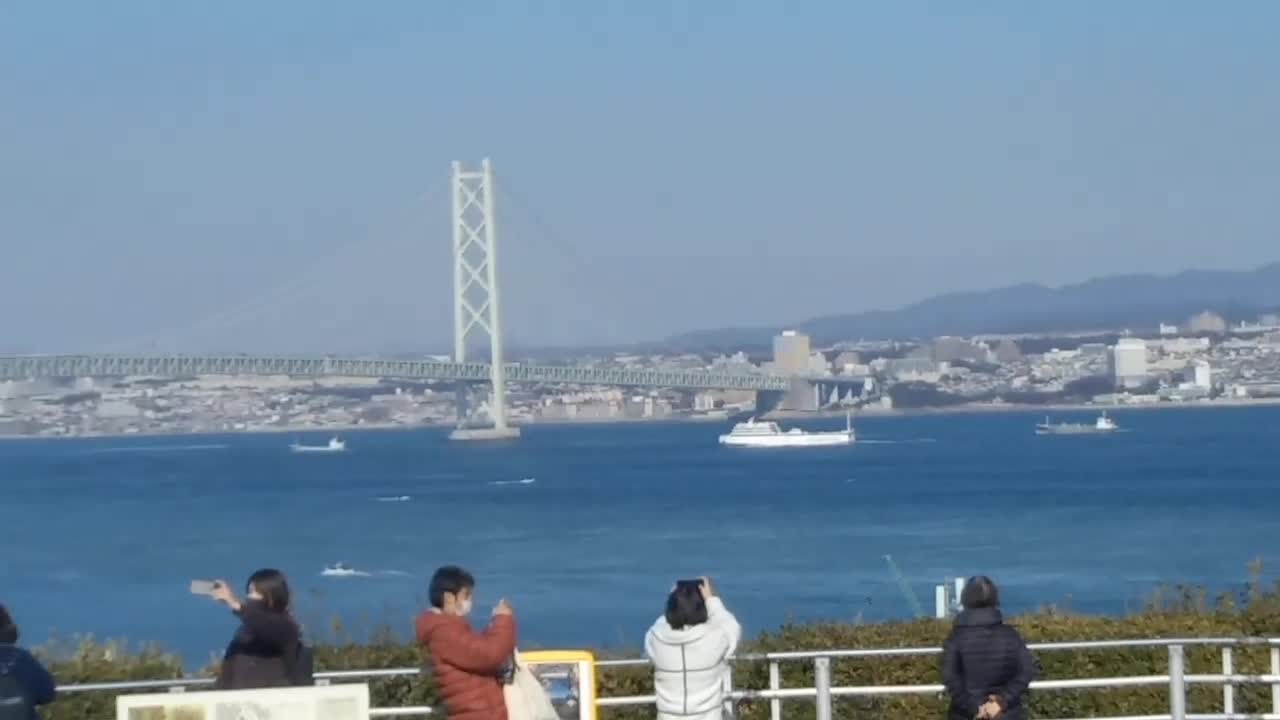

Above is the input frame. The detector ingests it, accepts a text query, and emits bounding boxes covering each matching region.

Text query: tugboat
[1035,412,1119,435]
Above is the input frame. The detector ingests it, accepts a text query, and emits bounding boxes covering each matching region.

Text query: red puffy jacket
[416,611,517,720]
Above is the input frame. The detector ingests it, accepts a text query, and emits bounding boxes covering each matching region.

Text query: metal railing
[55,637,1280,720]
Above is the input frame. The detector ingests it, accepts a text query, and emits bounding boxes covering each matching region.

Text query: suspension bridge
[0,159,856,439]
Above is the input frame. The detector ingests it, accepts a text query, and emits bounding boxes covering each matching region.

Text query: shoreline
[4,395,1280,441]
[773,395,1280,420]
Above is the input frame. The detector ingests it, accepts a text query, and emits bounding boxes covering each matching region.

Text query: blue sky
[2,2,1277,352]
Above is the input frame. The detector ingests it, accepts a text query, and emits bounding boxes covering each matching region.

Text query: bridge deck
[0,354,866,392]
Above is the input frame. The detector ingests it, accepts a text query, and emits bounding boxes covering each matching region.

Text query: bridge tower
[449,159,520,441]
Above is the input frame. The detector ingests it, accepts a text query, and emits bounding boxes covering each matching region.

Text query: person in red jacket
[416,566,517,720]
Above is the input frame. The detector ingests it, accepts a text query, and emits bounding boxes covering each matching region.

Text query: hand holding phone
[676,577,715,599]
[190,580,217,596]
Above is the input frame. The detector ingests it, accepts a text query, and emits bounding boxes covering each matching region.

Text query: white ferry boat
[1035,412,1118,435]
[719,413,855,448]
[290,437,347,453]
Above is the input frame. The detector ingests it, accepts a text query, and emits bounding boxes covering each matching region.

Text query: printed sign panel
[521,650,597,720]
[116,683,369,720]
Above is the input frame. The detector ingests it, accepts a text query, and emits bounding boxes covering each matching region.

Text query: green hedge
[35,580,1280,720]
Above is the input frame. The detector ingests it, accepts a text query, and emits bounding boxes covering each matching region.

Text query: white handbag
[503,651,559,720]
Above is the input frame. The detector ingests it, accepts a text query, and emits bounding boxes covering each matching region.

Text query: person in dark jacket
[209,569,305,690]
[941,577,1037,720]
[0,604,57,720]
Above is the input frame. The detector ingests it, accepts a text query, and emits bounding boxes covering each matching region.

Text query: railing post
[1221,646,1233,716]
[1168,644,1187,720]
[723,663,737,720]
[1271,646,1280,716]
[814,656,832,720]
[769,661,781,720]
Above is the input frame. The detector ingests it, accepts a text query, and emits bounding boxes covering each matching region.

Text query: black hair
[665,583,709,630]
[246,568,291,612]
[429,566,476,609]
[960,575,1000,610]
[0,604,17,644]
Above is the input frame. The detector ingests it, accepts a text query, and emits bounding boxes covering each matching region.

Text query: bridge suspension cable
[98,182,446,353]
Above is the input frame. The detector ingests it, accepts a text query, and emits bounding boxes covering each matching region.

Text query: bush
[36,579,1280,720]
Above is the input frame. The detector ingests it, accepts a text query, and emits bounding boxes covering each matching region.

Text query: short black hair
[665,584,708,630]
[0,604,18,644]
[961,576,1000,610]
[429,566,476,609]
[246,569,291,612]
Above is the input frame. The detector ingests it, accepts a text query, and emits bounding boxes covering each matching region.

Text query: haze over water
[3,406,1277,662]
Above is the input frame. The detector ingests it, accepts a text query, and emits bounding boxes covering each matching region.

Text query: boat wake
[374,495,412,503]
[491,477,537,486]
[85,443,230,455]
[321,565,370,578]
[321,564,408,579]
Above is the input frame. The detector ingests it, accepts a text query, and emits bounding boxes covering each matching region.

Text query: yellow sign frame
[519,650,598,720]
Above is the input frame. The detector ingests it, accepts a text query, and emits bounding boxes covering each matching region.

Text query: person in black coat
[940,577,1037,720]
[208,569,307,690]
[0,604,57,720]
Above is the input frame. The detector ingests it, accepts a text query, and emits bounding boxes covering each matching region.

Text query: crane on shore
[883,554,925,618]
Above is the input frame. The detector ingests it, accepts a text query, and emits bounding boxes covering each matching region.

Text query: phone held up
[190,580,217,596]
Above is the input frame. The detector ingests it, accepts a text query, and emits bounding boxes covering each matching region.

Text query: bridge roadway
[0,354,847,392]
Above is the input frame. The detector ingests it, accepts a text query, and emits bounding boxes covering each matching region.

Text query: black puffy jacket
[215,602,303,691]
[940,608,1037,720]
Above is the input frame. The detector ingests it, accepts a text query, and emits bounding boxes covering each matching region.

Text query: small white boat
[321,562,367,577]
[290,437,346,453]
[719,412,855,448]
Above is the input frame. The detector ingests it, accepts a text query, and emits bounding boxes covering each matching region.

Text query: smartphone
[190,580,217,596]
[676,579,703,592]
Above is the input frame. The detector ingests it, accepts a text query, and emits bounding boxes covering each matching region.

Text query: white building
[1110,338,1148,389]
[1193,360,1212,390]
[1188,311,1227,334]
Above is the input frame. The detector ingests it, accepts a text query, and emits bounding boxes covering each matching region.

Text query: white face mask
[454,596,473,616]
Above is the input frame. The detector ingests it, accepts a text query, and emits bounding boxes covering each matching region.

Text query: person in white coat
[644,577,743,720]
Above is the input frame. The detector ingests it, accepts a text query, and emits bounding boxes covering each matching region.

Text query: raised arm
[432,614,517,674]
[235,603,298,652]
[705,596,742,658]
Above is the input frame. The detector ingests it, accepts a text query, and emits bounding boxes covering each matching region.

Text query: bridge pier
[755,389,784,415]
[448,158,520,441]
[450,382,520,441]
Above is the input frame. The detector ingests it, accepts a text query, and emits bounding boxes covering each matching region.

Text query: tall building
[1193,360,1212,390]
[772,331,811,374]
[772,331,817,411]
[993,339,1023,365]
[1110,338,1148,389]
[1187,310,1227,334]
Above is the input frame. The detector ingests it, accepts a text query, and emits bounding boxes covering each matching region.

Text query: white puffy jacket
[644,596,743,720]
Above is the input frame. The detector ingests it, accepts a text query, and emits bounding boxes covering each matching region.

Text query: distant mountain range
[668,262,1280,349]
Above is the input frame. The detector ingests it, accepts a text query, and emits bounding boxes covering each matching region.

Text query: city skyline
[3,2,1279,353]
